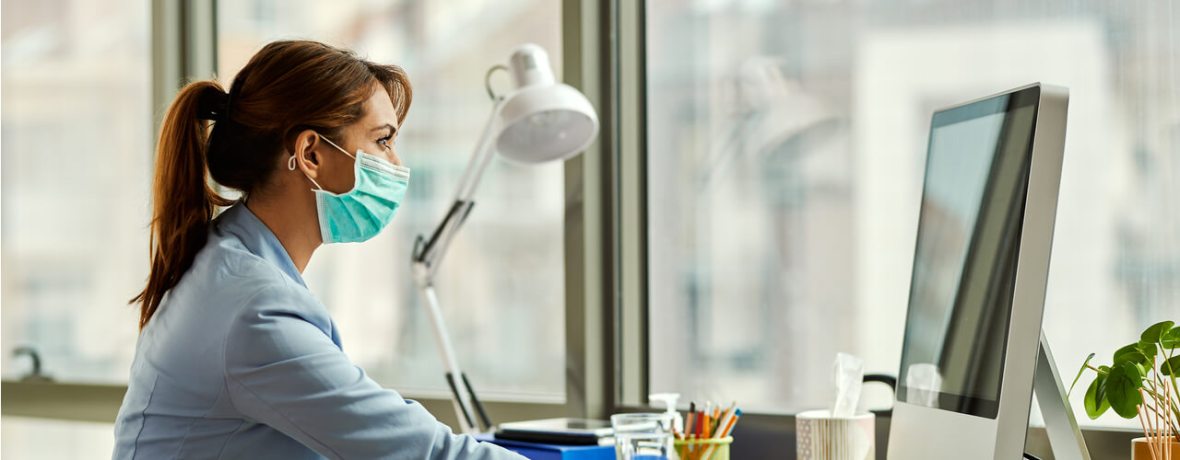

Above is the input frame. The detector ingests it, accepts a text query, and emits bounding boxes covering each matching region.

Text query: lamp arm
[454,100,503,203]
[412,200,475,281]
[412,100,502,279]
[409,100,503,435]
[412,100,503,279]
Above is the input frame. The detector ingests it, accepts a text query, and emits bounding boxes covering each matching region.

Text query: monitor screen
[897,87,1041,419]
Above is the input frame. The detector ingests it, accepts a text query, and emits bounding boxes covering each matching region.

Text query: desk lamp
[410,43,599,435]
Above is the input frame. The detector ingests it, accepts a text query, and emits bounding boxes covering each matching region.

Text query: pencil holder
[674,436,732,460]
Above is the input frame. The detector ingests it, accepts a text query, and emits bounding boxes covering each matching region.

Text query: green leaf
[1140,321,1175,346]
[1140,342,1157,359]
[1105,361,1145,419]
[1114,343,1152,365]
[1067,353,1095,396]
[1162,356,1180,376]
[1133,362,1148,379]
[1162,326,1180,349]
[1083,373,1110,419]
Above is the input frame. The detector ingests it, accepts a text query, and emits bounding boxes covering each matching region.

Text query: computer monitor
[887,84,1083,459]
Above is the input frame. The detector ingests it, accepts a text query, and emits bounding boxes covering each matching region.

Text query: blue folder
[475,434,615,460]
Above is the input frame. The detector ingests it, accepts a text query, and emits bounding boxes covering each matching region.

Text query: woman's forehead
[361,88,399,129]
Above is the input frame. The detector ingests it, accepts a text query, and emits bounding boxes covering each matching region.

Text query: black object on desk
[494,418,613,446]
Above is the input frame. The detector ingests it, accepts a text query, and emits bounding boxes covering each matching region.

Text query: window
[1,0,149,383]
[645,0,1179,428]
[217,0,566,399]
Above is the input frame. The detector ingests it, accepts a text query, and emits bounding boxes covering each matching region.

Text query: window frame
[0,0,604,428]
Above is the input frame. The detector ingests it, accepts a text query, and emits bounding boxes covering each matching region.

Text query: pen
[721,409,741,437]
[713,403,737,439]
[696,410,704,438]
[702,402,712,437]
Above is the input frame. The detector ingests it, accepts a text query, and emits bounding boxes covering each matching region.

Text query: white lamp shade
[494,82,600,164]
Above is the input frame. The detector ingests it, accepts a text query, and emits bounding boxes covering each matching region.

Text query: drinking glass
[612,413,674,460]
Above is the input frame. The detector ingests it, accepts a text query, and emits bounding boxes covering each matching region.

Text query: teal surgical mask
[290,134,409,244]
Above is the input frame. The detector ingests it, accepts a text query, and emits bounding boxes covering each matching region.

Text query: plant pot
[1132,437,1180,460]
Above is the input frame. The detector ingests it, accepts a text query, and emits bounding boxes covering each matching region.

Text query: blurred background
[644,0,1178,423]
[2,0,1177,457]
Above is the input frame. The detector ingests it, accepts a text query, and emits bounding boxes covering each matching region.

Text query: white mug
[795,410,875,460]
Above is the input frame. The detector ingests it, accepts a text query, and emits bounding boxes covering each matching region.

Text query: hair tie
[196,88,231,121]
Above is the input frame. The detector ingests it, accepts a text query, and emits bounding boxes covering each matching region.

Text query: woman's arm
[223,284,524,460]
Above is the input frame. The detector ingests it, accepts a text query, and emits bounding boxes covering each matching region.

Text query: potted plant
[1070,320,1180,460]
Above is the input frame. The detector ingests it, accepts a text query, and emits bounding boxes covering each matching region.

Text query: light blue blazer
[113,204,521,460]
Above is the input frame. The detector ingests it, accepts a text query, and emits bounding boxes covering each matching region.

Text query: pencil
[721,409,742,437]
[712,404,737,439]
[702,402,712,438]
[712,403,731,434]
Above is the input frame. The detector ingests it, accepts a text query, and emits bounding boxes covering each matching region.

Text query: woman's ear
[290,129,322,179]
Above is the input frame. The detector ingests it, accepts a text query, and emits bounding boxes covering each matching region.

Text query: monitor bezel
[895,84,1043,420]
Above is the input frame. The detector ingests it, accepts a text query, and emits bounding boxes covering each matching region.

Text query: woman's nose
[387,150,402,166]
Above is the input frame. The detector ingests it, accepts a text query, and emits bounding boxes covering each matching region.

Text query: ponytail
[131,81,233,329]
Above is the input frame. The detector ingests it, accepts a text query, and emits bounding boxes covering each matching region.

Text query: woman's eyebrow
[371,123,397,136]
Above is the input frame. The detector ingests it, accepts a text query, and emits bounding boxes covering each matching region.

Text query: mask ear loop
[317,134,357,160]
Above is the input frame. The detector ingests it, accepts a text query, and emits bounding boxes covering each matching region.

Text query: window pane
[217,0,565,399]
[646,0,1178,428]
[1,0,149,382]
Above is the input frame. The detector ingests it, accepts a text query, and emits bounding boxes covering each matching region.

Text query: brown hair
[131,40,412,329]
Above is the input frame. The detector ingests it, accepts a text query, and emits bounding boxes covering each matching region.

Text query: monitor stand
[1034,332,1092,460]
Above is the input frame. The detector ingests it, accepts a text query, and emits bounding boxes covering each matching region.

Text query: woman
[113,40,522,460]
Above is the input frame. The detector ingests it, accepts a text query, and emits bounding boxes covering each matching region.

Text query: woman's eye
[377,136,393,149]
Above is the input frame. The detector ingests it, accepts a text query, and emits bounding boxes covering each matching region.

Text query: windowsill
[1,381,126,423]
[392,386,565,405]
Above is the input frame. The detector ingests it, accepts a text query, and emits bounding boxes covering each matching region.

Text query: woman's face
[309,86,402,194]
